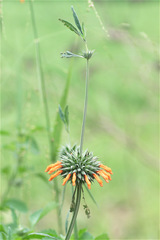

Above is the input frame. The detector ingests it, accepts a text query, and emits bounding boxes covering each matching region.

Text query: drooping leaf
[30,202,57,227]
[11,209,18,228]
[41,230,62,240]
[95,233,110,240]
[5,199,28,213]
[84,184,98,207]
[23,233,57,239]
[52,63,72,162]
[59,19,80,36]
[71,6,83,35]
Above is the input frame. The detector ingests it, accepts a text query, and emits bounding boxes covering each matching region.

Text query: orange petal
[20,0,25,2]
[85,175,91,189]
[48,164,62,174]
[100,164,113,174]
[72,172,76,186]
[93,173,103,187]
[49,170,63,181]
[62,173,71,186]
[45,161,61,172]
[97,170,109,183]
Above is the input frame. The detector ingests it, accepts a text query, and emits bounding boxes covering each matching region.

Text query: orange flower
[20,0,25,3]
[45,146,113,189]
[72,172,76,186]
[48,170,63,181]
[85,174,91,189]
[100,164,113,175]
[63,173,71,186]
[93,173,103,187]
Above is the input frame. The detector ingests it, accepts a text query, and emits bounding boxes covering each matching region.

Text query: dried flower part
[45,145,112,189]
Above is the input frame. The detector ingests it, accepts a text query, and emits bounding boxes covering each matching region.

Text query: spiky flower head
[45,144,113,189]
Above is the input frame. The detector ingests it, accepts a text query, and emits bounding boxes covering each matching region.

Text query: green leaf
[34,173,49,186]
[95,234,110,240]
[84,184,98,207]
[11,209,18,227]
[30,202,57,227]
[24,233,56,239]
[78,229,87,237]
[5,199,28,213]
[59,19,80,36]
[41,229,61,240]
[71,6,83,35]
[79,231,94,240]
[65,210,70,234]
[60,51,83,59]
[58,105,65,124]
[52,63,72,162]
[64,106,69,133]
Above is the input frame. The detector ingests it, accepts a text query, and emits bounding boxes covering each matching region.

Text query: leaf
[30,202,57,227]
[58,105,65,124]
[65,210,70,234]
[24,233,56,239]
[5,199,28,213]
[71,6,83,35]
[59,19,80,36]
[52,63,72,162]
[79,231,94,240]
[95,234,110,240]
[84,184,98,207]
[60,51,83,59]
[34,173,49,186]
[41,229,61,240]
[11,209,18,228]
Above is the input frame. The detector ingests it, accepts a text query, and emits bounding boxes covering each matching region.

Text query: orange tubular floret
[48,164,62,174]
[97,170,109,183]
[49,170,63,181]
[100,164,113,174]
[45,161,61,172]
[93,174,103,187]
[72,172,76,186]
[85,175,91,189]
[62,173,71,186]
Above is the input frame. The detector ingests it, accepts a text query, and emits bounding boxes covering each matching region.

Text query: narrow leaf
[5,199,28,213]
[71,6,83,34]
[60,51,83,59]
[0,130,10,136]
[58,105,65,124]
[65,210,70,234]
[24,233,56,239]
[84,184,98,207]
[59,19,80,36]
[30,202,57,227]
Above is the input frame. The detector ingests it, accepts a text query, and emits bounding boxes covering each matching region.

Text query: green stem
[65,184,82,240]
[80,59,89,155]
[29,0,62,233]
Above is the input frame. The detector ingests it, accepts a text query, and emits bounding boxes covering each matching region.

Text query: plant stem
[80,59,89,156]
[29,0,62,233]
[65,184,82,240]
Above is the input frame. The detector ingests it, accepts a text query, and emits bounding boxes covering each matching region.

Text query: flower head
[45,145,113,189]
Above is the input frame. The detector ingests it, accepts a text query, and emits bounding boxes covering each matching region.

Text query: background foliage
[1,0,159,239]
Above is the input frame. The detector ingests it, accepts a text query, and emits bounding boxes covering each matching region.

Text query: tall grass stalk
[28,0,62,233]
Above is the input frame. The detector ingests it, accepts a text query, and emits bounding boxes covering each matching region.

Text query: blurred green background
[1,0,159,239]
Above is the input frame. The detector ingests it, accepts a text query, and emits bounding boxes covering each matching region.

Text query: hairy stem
[65,184,82,240]
[29,0,62,233]
[80,59,89,155]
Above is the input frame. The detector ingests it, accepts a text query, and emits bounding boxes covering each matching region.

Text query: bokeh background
[1,0,159,239]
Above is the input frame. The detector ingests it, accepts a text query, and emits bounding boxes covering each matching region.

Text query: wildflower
[45,145,112,189]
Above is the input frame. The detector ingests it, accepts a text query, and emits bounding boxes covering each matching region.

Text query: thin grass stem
[29,0,62,233]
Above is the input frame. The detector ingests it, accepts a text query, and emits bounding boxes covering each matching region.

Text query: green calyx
[59,145,100,184]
